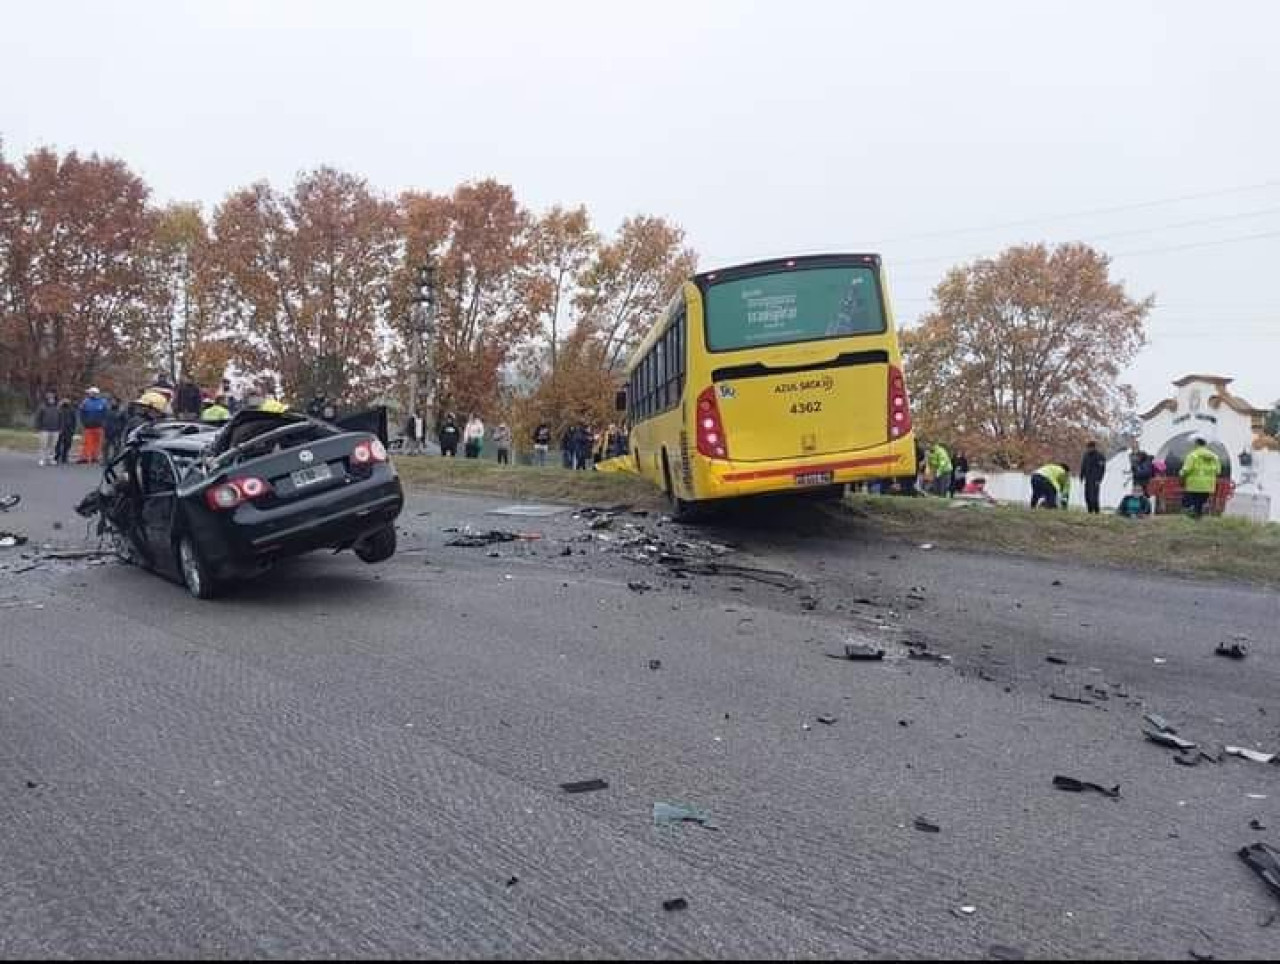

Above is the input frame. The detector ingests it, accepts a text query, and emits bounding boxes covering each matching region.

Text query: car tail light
[204,476,271,511]
[696,387,729,459]
[888,365,912,439]
[353,438,389,467]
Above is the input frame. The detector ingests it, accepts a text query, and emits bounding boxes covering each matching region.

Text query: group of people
[402,413,628,470]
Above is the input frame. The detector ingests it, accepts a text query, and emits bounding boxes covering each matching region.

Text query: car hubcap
[180,542,200,594]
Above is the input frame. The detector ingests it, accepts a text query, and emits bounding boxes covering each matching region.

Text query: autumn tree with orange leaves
[0,147,163,406]
[207,167,401,403]
[901,243,1150,469]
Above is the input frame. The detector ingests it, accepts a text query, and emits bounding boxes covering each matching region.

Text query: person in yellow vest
[259,397,288,414]
[200,397,232,425]
[926,442,953,497]
[1030,461,1071,509]
[1179,438,1221,518]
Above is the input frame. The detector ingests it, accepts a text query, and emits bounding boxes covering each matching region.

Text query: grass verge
[0,428,38,452]
[394,456,661,508]
[836,493,1280,587]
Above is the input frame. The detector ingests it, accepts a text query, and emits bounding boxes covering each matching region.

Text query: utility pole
[407,261,436,449]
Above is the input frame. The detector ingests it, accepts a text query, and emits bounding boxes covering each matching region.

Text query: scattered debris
[1200,745,1225,764]
[658,557,801,591]
[1050,692,1094,706]
[987,945,1026,961]
[1238,843,1280,901]
[799,595,818,611]
[918,543,934,550]
[953,905,977,917]
[1189,945,1215,961]
[1174,752,1200,767]
[1153,657,1168,665]
[1215,642,1248,660]
[627,581,653,593]
[505,875,519,888]
[913,817,941,833]
[560,546,573,556]
[1053,775,1120,799]
[831,643,885,662]
[1247,794,1269,801]
[648,659,662,671]
[653,801,716,829]
[37,547,114,560]
[1144,713,1177,734]
[816,714,838,726]
[1251,819,1268,831]
[1045,655,1070,665]
[1145,729,1198,752]
[662,898,689,912]
[1226,746,1277,764]
[0,532,29,548]
[25,780,38,789]
[445,528,542,548]
[907,650,952,664]
[560,779,609,794]
[898,720,912,728]
[1051,579,1062,587]
[0,494,21,511]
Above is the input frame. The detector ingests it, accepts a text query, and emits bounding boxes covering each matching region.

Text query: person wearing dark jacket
[35,392,62,466]
[532,423,551,467]
[438,415,461,458]
[950,451,970,495]
[103,397,126,464]
[1129,444,1155,495]
[1080,441,1107,514]
[55,399,78,464]
[175,379,202,420]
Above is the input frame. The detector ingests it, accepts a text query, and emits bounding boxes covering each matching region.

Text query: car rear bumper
[187,473,404,577]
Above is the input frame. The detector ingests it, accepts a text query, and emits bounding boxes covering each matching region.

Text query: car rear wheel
[354,525,397,564]
[178,535,220,599]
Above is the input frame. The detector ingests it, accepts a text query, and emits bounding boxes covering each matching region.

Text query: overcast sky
[2,0,1277,410]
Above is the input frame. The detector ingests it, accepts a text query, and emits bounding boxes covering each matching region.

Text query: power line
[1111,229,1280,257]
[865,178,1280,246]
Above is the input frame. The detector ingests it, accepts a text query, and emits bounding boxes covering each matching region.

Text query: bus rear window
[704,266,885,352]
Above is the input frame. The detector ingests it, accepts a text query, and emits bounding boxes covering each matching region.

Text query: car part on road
[831,643,885,661]
[1144,713,1177,733]
[38,548,114,560]
[653,801,716,829]
[0,531,29,547]
[817,714,838,725]
[1250,819,1267,831]
[1045,654,1069,665]
[1053,775,1121,799]
[1144,729,1197,751]
[446,528,542,548]
[1238,843,1280,902]
[1215,642,1248,660]
[913,817,940,833]
[662,898,689,912]
[354,525,397,563]
[0,494,20,511]
[628,581,653,592]
[648,659,662,671]
[1050,692,1095,705]
[1225,746,1277,764]
[907,650,952,663]
[657,557,802,591]
[560,779,609,794]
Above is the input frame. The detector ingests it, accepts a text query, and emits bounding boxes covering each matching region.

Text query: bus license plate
[794,471,834,487]
[291,463,333,488]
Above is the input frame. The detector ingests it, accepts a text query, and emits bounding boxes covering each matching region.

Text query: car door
[139,450,180,577]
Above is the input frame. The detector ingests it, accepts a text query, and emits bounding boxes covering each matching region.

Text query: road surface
[1,450,1278,959]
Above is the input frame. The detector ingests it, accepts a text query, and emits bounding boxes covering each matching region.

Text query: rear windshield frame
[697,256,888,354]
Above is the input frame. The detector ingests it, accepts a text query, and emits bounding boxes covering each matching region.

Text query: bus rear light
[887,365,913,439]
[696,387,729,460]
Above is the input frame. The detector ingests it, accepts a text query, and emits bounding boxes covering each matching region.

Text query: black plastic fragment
[560,779,609,794]
[832,643,885,661]
[1215,642,1248,660]
[1053,775,1120,798]
[1045,655,1069,665]
[1239,842,1280,901]
[662,898,689,912]
[1144,713,1177,733]
[913,817,941,833]
[817,714,837,725]
[648,659,662,671]
[1050,692,1094,705]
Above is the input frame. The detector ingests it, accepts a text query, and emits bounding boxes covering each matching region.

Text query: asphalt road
[2,451,1279,959]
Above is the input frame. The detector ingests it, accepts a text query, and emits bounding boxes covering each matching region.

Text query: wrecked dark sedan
[77,408,404,598]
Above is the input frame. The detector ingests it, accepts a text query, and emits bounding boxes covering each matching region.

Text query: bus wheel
[661,451,699,523]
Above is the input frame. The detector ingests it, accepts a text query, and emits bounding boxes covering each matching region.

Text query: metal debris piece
[648,659,662,671]
[0,494,21,511]
[653,801,716,829]
[1174,752,1200,767]
[662,897,689,912]
[1050,692,1094,705]
[560,779,609,794]
[627,581,653,593]
[1239,843,1280,901]
[907,650,952,663]
[913,817,941,833]
[1053,775,1120,799]
[1045,655,1069,665]
[1251,819,1267,831]
[446,528,541,548]
[505,875,519,887]
[1226,746,1277,764]
[1215,642,1248,660]
[1144,713,1177,734]
[831,643,886,662]
[1145,729,1198,751]
[816,714,838,725]
[0,532,29,548]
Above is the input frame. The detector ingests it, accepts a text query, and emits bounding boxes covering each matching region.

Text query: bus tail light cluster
[888,365,912,439]
[696,387,729,459]
[205,476,272,511]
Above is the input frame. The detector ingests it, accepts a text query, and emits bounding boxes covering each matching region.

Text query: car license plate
[291,463,332,488]
[794,471,834,487]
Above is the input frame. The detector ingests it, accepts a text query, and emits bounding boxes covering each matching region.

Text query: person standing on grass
[1179,438,1221,519]
[1080,441,1107,515]
[1130,443,1155,495]
[439,414,461,458]
[926,441,953,497]
[463,414,485,459]
[55,398,77,464]
[493,422,513,465]
[1030,461,1071,509]
[532,422,551,467]
[950,450,969,496]
[35,391,61,466]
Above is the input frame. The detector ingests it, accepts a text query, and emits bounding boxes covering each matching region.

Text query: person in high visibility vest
[200,397,232,425]
[1179,438,1221,518]
[1030,462,1071,509]
[926,442,953,497]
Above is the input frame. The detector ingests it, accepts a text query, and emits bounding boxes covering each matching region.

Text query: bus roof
[693,252,881,286]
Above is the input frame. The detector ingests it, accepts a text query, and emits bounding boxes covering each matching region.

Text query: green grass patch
[837,493,1280,587]
[0,428,38,452]
[394,456,661,508]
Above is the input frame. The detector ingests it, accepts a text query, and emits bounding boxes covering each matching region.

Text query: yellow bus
[622,253,915,516]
